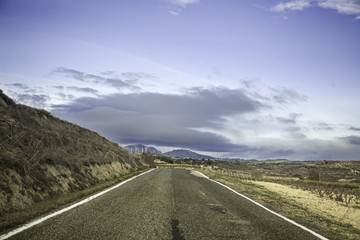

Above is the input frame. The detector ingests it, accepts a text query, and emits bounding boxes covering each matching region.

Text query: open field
[156,159,360,239]
[198,168,360,240]
[171,158,360,183]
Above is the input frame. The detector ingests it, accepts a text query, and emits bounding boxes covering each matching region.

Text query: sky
[1,0,360,160]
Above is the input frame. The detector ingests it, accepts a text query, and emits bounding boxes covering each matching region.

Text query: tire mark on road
[171,219,184,240]
[171,169,185,240]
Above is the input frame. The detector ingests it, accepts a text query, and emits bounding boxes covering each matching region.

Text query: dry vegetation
[215,160,360,208]
[255,181,359,234]
[195,161,360,240]
[157,158,360,239]
[199,169,360,240]
[0,90,151,232]
[168,158,360,206]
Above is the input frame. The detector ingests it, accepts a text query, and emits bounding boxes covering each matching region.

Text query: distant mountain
[125,145,215,159]
[125,144,162,155]
[164,149,215,159]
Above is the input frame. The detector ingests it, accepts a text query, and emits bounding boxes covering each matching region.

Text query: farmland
[156,158,360,239]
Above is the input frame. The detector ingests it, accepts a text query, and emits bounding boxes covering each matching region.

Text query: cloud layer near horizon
[52,87,261,152]
[3,63,359,160]
[2,72,360,160]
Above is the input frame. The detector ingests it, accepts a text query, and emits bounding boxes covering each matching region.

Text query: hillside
[164,149,215,159]
[0,90,149,218]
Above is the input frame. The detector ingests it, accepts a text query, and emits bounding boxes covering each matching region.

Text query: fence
[219,169,253,181]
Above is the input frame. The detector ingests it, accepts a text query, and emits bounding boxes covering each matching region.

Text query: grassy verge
[0,168,150,234]
[199,169,360,240]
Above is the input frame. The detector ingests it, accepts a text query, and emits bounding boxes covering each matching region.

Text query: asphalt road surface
[8,168,323,240]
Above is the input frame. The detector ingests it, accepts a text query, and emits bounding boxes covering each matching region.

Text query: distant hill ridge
[164,149,215,160]
[125,143,216,160]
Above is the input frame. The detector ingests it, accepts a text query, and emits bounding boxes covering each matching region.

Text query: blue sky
[1,0,360,160]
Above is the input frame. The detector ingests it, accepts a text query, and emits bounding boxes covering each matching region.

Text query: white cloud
[271,0,360,19]
[169,10,181,16]
[317,0,360,17]
[271,0,312,12]
[164,0,200,16]
[166,0,200,8]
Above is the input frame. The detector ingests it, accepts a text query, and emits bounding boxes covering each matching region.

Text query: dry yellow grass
[254,181,360,232]
[199,168,360,239]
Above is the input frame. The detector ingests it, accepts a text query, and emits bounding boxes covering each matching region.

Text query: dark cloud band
[52,87,262,152]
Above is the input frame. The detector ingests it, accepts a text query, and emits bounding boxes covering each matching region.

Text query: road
[8,168,323,240]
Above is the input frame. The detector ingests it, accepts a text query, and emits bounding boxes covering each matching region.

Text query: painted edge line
[195,171,328,240]
[0,169,154,240]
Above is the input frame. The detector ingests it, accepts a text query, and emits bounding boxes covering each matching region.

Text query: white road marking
[190,170,209,179]
[0,169,154,240]
[196,171,329,240]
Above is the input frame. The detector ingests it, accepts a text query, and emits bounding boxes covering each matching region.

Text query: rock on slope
[0,90,148,214]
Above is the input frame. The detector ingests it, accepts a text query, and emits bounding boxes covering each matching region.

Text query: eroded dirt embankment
[0,162,144,214]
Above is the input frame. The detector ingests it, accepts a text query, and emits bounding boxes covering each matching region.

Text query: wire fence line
[218,169,253,181]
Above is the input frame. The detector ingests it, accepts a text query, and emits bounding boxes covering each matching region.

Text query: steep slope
[0,90,148,215]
